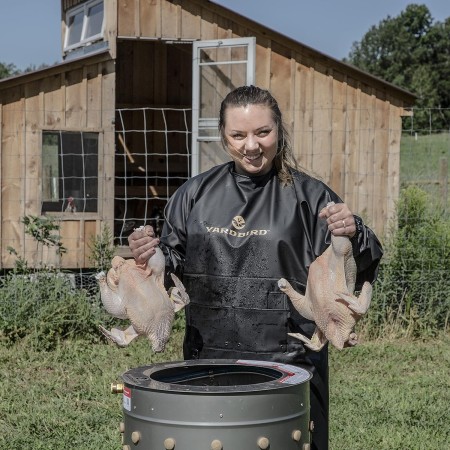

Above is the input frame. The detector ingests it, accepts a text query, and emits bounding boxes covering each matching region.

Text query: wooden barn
[0,0,415,269]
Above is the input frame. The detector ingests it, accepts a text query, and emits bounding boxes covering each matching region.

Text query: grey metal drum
[117,359,312,449]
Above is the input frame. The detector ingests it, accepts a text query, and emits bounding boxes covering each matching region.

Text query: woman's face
[223,104,278,176]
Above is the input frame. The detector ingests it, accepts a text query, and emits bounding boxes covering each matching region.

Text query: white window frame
[64,0,105,52]
[191,37,256,176]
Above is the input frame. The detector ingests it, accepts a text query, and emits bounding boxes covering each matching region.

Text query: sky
[1,0,450,71]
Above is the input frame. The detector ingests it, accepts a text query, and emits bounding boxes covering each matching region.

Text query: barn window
[64,0,104,52]
[42,131,98,213]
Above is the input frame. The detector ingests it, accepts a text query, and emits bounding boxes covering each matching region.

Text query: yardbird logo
[205,215,270,237]
[232,216,245,230]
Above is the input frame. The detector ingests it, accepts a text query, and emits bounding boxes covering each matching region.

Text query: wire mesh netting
[114,107,191,245]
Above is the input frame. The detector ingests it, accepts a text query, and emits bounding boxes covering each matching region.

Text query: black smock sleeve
[158,179,196,284]
[351,215,383,290]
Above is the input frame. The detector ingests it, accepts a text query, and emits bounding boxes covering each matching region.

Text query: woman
[129,85,383,450]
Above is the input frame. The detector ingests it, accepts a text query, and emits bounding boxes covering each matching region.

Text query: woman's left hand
[319,202,356,238]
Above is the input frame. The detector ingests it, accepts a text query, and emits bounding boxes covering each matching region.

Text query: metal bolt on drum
[112,359,312,449]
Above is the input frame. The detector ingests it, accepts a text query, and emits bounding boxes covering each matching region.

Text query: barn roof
[0,50,111,90]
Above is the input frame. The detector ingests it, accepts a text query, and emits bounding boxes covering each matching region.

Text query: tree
[0,62,53,80]
[22,62,53,73]
[0,62,20,79]
[346,4,450,131]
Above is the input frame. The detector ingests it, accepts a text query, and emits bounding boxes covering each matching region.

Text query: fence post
[439,157,448,211]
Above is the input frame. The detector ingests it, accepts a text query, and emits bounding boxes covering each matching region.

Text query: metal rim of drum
[122,358,312,393]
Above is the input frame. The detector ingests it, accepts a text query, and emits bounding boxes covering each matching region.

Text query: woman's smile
[243,150,263,161]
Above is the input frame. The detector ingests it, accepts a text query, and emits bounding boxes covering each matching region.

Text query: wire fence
[401,108,450,213]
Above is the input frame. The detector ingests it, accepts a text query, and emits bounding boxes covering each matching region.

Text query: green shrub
[0,269,186,351]
[362,185,450,338]
[0,218,185,350]
[88,223,116,272]
[21,215,67,256]
[0,216,126,349]
[0,270,116,350]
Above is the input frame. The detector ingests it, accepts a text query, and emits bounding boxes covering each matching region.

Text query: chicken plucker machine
[111,359,312,449]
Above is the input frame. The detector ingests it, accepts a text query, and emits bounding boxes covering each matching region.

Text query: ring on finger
[342,219,346,229]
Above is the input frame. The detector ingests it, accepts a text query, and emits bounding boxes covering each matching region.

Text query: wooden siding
[62,0,86,10]
[0,56,115,269]
[1,88,25,268]
[115,0,410,238]
[0,0,414,269]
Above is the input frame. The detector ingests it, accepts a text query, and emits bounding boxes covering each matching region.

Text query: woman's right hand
[128,225,160,264]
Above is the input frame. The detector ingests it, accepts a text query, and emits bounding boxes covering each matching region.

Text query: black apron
[160,162,382,450]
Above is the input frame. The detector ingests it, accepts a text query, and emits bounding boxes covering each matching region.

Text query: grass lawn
[0,332,448,449]
[329,335,449,450]
[401,132,450,211]
[401,132,450,179]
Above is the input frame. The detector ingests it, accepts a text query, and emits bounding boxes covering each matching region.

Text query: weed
[88,223,116,272]
[360,185,450,339]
